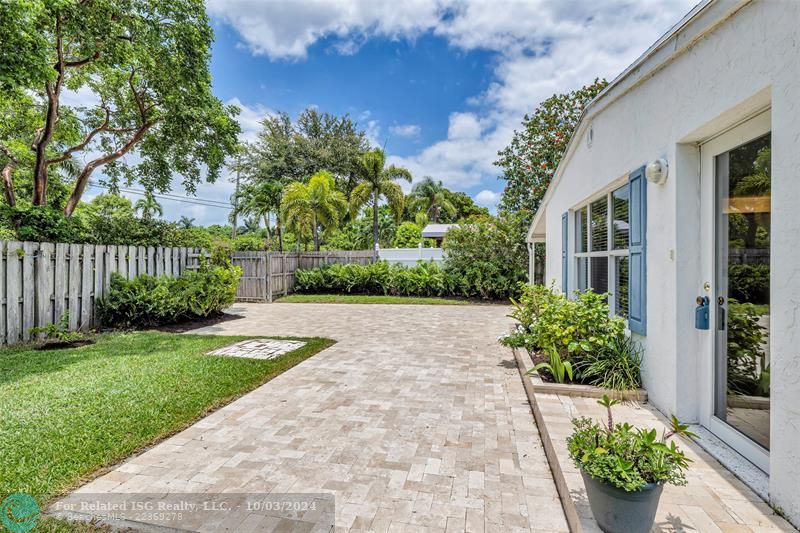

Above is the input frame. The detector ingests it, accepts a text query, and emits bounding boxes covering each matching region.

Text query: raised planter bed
[518,347,647,402]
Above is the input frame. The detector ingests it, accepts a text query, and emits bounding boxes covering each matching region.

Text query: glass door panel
[714,133,771,450]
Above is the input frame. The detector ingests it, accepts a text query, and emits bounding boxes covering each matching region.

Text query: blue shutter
[561,212,568,294]
[628,167,647,335]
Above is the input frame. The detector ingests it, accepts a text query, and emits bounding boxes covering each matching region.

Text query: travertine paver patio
[208,338,307,360]
[57,302,568,532]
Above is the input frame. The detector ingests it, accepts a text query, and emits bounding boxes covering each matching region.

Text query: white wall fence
[0,241,203,346]
[378,247,444,267]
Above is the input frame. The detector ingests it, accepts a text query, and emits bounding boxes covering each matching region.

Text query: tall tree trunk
[263,213,271,250]
[0,145,17,207]
[372,188,380,255]
[313,214,320,251]
[277,218,284,252]
[1,162,16,207]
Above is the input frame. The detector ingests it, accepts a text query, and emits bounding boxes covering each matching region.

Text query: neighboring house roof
[527,0,748,242]
[422,224,457,238]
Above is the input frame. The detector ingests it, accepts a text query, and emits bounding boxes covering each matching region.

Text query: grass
[730,302,770,316]
[277,293,469,305]
[0,332,334,505]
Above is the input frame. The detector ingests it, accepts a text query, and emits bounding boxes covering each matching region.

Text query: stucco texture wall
[540,0,800,523]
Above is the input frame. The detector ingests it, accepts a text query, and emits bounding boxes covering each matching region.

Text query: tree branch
[64,119,159,216]
[46,106,111,165]
[32,15,67,205]
[63,50,101,68]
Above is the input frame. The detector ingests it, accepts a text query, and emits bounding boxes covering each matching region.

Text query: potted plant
[566,395,696,533]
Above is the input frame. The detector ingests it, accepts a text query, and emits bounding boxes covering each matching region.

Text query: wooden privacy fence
[232,250,374,302]
[0,241,204,346]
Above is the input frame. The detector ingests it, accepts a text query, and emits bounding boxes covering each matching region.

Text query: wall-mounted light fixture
[645,157,669,185]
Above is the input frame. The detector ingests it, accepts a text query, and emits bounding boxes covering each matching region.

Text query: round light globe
[645,158,669,185]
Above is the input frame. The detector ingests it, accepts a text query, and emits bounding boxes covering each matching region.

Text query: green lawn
[0,332,334,504]
[277,294,469,305]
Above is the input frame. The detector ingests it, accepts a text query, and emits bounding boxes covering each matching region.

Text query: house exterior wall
[538,0,800,523]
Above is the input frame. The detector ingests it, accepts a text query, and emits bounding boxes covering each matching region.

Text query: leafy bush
[500,284,639,389]
[29,312,87,343]
[393,222,423,247]
[294,261,458,298]
[567,396,694,492]
[727,300,768,396]
[501,284,625,361]
[442,213,528,299]
[728,263,769,304]
[97,263,241,328]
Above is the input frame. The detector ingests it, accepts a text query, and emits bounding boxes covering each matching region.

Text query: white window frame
[574,185,629,317]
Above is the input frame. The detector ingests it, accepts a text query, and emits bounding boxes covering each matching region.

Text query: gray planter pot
[581,471,663,533]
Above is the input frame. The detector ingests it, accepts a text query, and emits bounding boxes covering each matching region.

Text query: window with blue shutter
[628,167,647,335]
[561,212,568,294]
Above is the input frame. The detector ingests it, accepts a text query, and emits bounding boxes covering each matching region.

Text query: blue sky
[94,0,697,225]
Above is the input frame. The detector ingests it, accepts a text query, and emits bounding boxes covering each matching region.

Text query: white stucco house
[527,0,800,525]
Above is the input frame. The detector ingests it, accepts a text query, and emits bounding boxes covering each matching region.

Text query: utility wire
[88,181,234,210]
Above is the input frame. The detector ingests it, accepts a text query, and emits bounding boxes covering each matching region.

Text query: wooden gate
[231,251,374,302]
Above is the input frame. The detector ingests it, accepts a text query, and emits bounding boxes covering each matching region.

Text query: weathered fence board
[231,250,375,303]
[0,241,201,346]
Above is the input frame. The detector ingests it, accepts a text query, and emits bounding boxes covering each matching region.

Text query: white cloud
[389,124,421,138]
[209,0,696,194]
[475,189,501,208]
[226,97,272,143]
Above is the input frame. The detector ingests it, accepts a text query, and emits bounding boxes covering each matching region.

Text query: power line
[88,181,234,210]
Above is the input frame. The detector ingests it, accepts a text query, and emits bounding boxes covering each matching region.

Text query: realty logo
[0,493,39,533]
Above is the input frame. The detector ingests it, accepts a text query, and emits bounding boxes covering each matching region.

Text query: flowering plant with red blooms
[494,79,607,223]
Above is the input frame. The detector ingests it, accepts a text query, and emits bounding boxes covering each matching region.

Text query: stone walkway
[58,302,567,532]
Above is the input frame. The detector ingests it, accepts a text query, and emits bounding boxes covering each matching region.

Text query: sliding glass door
[714,132,771,451]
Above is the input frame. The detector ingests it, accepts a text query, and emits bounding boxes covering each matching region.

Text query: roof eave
[526,0,751,241]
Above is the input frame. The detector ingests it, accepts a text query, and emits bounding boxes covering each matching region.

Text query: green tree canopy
[350,149,411,252]
[495,79,607,224]
[242,108,369,193]
[0,0,240,215]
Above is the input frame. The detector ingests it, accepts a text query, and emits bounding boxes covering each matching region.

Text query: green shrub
[500,284,637,388]
[97,263,241,328]
[727,300,768,396]
[502,284,625,361]
[393,222,423,247]
[567,396,695,492]
[442,213,528,300]
[728,263,769,304]
[294,261,458,298]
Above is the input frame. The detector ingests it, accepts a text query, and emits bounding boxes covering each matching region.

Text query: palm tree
[350,149,411,252]
[411,176,456,223]
[242,216,260,234]
[281,171,348,251]
[135,193,163,220]
[178,216,195,229]
[235,180,283,250]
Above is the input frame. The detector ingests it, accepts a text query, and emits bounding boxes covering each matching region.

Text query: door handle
[717,299,726,331]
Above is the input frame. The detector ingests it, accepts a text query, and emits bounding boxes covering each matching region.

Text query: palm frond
[380,180,405,222]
